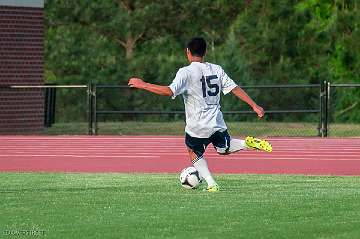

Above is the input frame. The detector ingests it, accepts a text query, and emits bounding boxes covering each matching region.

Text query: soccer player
[128,37,272,192]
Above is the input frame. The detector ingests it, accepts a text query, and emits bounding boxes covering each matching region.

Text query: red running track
[0,136,360,175]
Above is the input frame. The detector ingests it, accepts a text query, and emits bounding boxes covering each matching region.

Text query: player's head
[186,37,206,60]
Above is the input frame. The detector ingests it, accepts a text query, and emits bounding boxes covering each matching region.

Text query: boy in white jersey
[128,37,272,192]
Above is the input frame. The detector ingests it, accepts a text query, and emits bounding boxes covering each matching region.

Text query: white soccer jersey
[169,62,238,138]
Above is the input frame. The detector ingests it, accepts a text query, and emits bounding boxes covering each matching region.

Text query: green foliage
[45,0,360,123]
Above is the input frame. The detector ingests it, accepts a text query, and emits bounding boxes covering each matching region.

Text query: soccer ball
[179,167,203,189]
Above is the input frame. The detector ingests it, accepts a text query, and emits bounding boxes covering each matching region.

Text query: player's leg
[227,138,248,153]
[211,130,243,155]
[187,149,217,188]
[211,131,272,154]
[222,137,272,153]
[185,133,219,192]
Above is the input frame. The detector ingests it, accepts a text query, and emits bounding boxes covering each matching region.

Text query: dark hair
[187,37,206,57]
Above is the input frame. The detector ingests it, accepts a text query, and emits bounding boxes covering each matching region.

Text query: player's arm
[128,77,173,96]
[231,86,264,118]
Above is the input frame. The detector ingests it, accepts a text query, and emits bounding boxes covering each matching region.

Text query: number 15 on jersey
[200,75,220,105]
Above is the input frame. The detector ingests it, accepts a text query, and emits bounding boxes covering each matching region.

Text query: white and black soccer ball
[179,166,203,189]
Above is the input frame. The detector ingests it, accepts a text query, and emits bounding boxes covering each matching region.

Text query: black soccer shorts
[185,130,231,158]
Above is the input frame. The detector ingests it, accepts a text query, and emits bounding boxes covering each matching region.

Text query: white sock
[228,139,248,153]
[192,156,216,187]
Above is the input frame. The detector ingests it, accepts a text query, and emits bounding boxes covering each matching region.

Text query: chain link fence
[1,82,359,136]
[328,83,360,137]
[92,84,322,137]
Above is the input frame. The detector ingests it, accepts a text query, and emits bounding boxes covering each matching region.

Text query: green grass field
[1,173,360,239]
[43,121,360,136]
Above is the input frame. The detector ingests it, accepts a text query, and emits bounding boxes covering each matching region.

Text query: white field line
[1,151,359,157]
[213,157,360,161]
[0,154,159,158]
[1,154,359,160]
[0,137,185,140]
[0,146,183,148]
[0,139,358,144]
[1,142,359,145]
[1,148,359,153]
[0,137,354,140]
[1,146,360,149]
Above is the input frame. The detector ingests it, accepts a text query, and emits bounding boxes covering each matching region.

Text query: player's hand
[253,105,264,118]
[128,78,146,89]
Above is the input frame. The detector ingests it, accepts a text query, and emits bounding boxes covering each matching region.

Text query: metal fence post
[87,82,97,135]
[319,80,328,137]
[325,81,330,137]
[44,84,56,127]
[319,81,324,137]
[93,84,98,135]
[87,82,93,135]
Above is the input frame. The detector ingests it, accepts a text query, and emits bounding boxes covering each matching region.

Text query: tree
[45,0,360,123]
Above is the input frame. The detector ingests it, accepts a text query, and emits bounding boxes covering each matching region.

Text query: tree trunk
[125,37,135,60]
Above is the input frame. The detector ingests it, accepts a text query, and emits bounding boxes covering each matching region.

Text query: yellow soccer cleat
[204,184,220,192]
[245,136,272,152]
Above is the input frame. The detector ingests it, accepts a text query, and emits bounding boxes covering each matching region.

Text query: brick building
[0,0,44,133]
